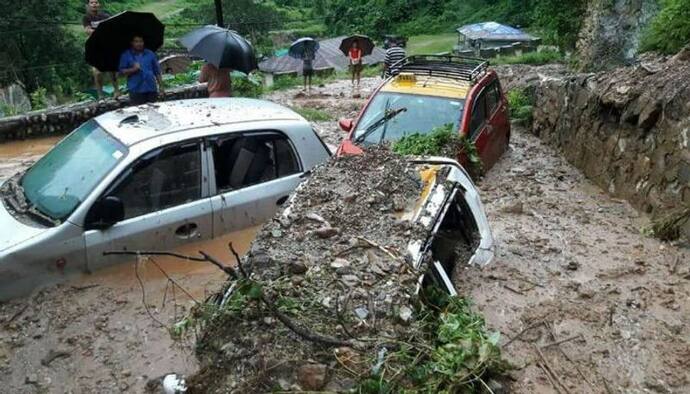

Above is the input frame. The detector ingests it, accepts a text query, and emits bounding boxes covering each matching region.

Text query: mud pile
[188,149,433,393]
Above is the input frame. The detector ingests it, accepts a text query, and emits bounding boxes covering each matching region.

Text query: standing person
[348,41,363,87]
[384,42,406,78]
[199,63,232,98]
[302,48,315,93]
[118,35,165,105]
[82,0,120,99]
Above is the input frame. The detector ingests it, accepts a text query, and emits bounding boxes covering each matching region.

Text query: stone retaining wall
[530,51,690,238]
[0,84,208,141]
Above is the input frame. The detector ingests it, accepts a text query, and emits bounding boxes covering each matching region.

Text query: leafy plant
[0,103,19,117]
[393,124,483,176]
[291,106,332,122]
[30,87,48,110]
[643,207,690,241]
[507,88,534,123]
[641,0,690,55]
[494,50,564,65]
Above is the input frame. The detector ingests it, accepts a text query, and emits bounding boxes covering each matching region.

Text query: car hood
[0,198,47,253]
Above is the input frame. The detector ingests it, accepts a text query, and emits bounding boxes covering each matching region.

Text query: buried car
[0,98,330,300]
[337,55,510,172]
[184,148,495,392]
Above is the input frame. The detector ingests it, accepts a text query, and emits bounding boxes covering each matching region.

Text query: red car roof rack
[395,55,489,83]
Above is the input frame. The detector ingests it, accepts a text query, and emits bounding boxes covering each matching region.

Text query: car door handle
[175,223,199,239]
[276,195,289,206]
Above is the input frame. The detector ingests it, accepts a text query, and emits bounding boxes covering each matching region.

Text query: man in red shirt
[348,41,363,87]
[83,0,120,99]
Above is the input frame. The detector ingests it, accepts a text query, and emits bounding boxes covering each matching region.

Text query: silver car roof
[96,98,304,147]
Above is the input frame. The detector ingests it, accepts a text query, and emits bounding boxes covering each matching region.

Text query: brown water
[0,136,61,180]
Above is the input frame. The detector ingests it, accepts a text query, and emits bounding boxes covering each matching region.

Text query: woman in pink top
[199,63,232,98]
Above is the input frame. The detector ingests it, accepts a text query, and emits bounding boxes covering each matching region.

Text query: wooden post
[214,0,224,28]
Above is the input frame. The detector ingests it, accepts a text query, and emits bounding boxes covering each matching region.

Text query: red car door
[484,81,510,166]
[466,88,492,168]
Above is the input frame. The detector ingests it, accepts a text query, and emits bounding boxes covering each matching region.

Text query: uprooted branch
[103,250,239,279]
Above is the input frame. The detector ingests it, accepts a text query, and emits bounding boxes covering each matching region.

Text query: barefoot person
[302,48,315,93]
[199,62,232,98]
[119,35,165,105]
[82,0,120,99]
[348,40,363,87]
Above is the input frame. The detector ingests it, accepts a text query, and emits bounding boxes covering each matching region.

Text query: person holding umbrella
[199,62,232,98]
[82,0,119,99]
[118,34,165,105]
[289,37,319,94]
[348,40,363,87]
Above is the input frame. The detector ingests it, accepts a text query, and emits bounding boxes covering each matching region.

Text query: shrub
[30,87,48,111]
[290,106,332,122]
[641,0,690,55]
[494,50,563,65]
[507,88,534,123]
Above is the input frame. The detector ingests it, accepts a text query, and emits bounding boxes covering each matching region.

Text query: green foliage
[393,124,459,156]
[0,103,19,117]
[29,87,48,110]
[507,88,534,123]
[494,49,563,65]
[641,0,690,55]
[291,106,332,122]
[643,207,690,241]
[407,34,458,55]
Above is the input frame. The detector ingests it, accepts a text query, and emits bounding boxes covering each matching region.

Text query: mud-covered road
[1,77,688,393]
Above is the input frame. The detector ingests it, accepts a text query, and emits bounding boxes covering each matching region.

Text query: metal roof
[457,22,537,42]
[259,36,386,75]
[96,98,303,146]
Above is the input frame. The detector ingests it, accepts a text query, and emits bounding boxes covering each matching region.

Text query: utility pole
[214,0,224,28]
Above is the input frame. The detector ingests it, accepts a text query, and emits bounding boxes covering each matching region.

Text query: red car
[336,55,510,172]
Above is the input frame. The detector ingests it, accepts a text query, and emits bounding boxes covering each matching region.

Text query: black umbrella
[289,37,319,59]
[179,26,257,74]
[339,34,375,57]
[85,11,165,72]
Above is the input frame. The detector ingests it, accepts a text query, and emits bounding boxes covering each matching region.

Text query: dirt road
[0,77,687,393]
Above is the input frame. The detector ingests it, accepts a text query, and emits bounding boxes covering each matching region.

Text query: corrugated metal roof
[457,22,537,42]
[259,36,386,75]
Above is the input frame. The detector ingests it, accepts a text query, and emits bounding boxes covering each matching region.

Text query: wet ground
[1,76,688,393]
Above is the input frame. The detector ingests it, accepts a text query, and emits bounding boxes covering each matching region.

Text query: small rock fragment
[330,258,350,269]
[314,227,339,239]
[354,306,369,320]
[289,260,308,275]
[297,363,327,391]
[398,306,413,324]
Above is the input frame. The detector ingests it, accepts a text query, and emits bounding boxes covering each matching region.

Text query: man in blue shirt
[119,35,165,105]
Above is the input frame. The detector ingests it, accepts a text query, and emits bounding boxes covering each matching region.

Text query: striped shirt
[385,47,406,76]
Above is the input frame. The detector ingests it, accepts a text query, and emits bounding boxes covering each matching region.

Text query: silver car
[0,98,331,300]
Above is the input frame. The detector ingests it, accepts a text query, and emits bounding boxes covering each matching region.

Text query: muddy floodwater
[0,136,61,180]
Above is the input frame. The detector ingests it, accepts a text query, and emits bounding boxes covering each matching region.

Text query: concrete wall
[0,84,208,141]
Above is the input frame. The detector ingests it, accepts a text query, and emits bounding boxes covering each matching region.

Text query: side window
[469,93,487,138]
[211,132,300,192]
[485,82,500,115]
[109,142,202,220]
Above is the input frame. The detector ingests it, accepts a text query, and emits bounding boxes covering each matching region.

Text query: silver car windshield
[20,120,127,221]
[353,92,464,145]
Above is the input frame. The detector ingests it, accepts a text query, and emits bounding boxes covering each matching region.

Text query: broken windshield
[20,120,127,222]
[353,92,464,145]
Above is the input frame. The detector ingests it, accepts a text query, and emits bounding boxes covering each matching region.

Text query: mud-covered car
[337,55,510,171]
[186,149,495,392]
[0,98,330,300]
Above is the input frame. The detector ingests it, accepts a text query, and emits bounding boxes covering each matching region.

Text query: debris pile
[185,148,501,393]
[187,148,428,392]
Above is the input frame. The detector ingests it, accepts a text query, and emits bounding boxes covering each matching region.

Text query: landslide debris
[184,148,503,393]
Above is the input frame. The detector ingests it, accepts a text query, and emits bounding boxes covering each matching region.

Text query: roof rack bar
[394,54,489,83]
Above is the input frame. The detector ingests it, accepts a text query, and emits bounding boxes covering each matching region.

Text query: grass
[290,106,332,122]
[493,50,564,65]
[507,88,534,123]
[407,33,457,55]
[136,0,185,19]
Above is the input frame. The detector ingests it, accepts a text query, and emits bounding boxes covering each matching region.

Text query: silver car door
[83,140,213,271]
[208,131,304,235]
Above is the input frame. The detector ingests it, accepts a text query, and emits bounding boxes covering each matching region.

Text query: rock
[487,379,506,394]
[25,373,38,385]
[341,275,359,287]
[354,306,369,320]
[314,227,339,239]
[566,261,580,271]
[398,306,413,324]
[297,363,327,391]
[289,260,308,275]
[330,258,350,270]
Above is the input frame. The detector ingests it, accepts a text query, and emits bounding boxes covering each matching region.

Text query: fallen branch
[534,344,571,394]
[228,242,248,278]
[541,334,583,349]
[544,322,594,389]
[356,237,398,260]
[103,250,238,278]
[504,320,544,347]
[5,304,28,326]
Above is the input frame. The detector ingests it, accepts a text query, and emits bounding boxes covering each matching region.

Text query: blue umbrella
[289,37,319,59]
